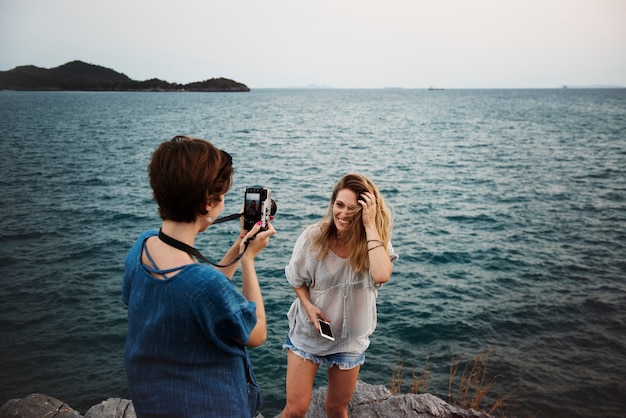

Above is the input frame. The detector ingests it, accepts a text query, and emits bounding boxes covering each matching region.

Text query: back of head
[149,135,233,223]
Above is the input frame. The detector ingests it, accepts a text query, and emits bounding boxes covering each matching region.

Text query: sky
[1,0,625,89]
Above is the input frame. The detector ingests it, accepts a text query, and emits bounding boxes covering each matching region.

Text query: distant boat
[428,86,444,90]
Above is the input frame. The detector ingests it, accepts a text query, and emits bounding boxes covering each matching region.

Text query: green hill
[0,60,250,92]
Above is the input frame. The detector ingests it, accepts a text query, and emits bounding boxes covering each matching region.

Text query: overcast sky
[1,0,625,89]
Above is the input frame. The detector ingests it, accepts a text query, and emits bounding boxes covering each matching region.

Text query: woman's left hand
[358,191,377,227]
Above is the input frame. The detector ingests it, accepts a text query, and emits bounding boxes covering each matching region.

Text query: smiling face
[333,188,360,235]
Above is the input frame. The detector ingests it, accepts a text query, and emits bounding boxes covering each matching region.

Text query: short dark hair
[149,136,233,223]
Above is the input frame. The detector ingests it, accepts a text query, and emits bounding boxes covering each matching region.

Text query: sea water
[0,89,625,418]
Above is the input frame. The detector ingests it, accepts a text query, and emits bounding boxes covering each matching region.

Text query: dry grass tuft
[411,354,430,395]
[389,353,403,395]
[448,346,501,413]
[391,346,516,417]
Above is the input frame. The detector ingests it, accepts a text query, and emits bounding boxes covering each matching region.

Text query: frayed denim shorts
[283,337,365,370]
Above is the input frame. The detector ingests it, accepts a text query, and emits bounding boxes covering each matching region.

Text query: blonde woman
[282,173,398,418]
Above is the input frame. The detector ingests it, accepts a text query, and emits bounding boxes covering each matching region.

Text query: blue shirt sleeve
[187,265,257,350]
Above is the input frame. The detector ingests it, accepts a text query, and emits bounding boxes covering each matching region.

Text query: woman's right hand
[293,283,327,330]
[239,221,275,348]
[303,301,327,330]
[240,221,276,260]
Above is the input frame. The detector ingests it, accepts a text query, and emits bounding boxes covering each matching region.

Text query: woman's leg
[324,365,361,418]
[281,350,320,418]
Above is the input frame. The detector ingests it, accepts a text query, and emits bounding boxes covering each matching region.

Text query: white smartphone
[318,319,335,341]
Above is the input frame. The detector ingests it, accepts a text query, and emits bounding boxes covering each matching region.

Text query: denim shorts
[283,337,365,370]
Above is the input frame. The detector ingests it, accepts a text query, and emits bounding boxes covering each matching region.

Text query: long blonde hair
[312,173,393,273]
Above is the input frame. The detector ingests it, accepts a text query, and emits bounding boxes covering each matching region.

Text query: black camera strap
[212,212,243,225]
[158,227,251,268]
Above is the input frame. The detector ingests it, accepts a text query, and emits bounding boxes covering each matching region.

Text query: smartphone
[318,319,335,341]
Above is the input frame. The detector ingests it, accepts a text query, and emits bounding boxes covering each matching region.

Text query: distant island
[0,60,250,92]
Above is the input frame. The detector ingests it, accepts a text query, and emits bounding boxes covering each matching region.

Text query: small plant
[391,346,512,417]
[390,353,430,395]
[449,346,503,414]
[390,354,403,395]
[411,354,430,394]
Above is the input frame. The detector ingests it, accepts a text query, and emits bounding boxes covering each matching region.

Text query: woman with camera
[122,135,275,418]
[281,173,398,418]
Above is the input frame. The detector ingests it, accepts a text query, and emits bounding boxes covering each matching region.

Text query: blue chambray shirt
[122,231,260,417]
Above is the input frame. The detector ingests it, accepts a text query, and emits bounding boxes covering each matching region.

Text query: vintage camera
[243,187,276,231]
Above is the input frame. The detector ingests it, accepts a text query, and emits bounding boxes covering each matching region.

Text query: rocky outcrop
[0,394,83,418]
[299,380,493,418]
[84,399,135,418]
[0,381,493,418]
[0,394,135,418]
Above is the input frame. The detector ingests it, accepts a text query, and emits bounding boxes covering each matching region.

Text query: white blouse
[285,225,398,356]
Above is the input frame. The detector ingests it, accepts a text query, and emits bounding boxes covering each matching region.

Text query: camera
[244,187,276,231]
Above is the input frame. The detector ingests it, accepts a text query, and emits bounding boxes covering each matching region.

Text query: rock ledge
[0,381,494,418]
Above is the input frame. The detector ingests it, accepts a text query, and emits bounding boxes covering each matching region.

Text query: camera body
[244,187,273,231]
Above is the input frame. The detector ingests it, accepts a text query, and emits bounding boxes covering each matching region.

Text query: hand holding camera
[244,187,277,231]
[239,220,276,260]
[239,186,277,256]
